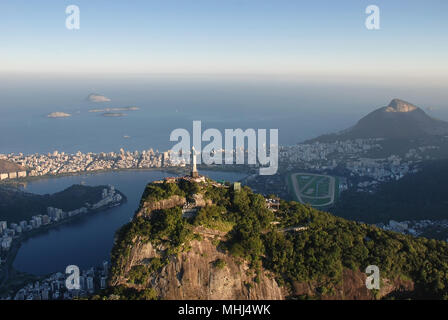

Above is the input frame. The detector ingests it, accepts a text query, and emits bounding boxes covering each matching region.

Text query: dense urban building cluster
[3,261,110,300]
[0,159,27,181]
[243,173,290,200]
[279,139,427,183]
[376,219,448,242]
[0,149,174,177]
[0,139,435,185]
[280,139,382,167]
[0,186,122,264]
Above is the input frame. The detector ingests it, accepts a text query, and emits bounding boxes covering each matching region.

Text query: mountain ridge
[309,99,448,142]
[103,176,448,300]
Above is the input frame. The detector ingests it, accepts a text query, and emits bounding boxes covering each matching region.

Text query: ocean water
[2,74,448,156]
[0,74,408,155]
[13,170,247,275]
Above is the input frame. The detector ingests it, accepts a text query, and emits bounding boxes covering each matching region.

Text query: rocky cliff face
[111,229,286,300]
[292,269,413,300]
[110,226,413,300]
[135,195,187,218]
[135,194,211,219]
[385,99,418,113]
[110,183,286,300]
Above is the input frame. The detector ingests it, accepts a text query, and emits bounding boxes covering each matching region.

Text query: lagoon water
[13,170,247,275]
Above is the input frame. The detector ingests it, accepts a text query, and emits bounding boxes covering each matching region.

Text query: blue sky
[0,0,447,82]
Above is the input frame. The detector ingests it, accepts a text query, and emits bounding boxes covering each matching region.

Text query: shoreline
[0,167,183,186]
[0,165,251,187]
[0,191,127,294]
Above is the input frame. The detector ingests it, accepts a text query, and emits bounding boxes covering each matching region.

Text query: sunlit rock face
[385,99,418,113]
[309,98,448,141]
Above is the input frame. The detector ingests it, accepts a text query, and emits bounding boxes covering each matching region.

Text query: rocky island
[102,112,126,117]
[89,106,139,113]
[47,112,71,118]
[87,93,111,103]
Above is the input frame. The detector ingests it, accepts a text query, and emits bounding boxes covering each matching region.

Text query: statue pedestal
[191,171,199,178]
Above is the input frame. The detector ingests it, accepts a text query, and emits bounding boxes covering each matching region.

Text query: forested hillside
[333,159,448,223]
[106,178,448,300]
[0,184,115,222]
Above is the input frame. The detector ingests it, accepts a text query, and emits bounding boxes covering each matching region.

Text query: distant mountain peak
[308,99,448,142]
[385,99,418,113]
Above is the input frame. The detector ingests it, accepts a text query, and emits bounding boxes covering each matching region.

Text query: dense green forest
[138,179,199,205]
[108,178,448,300]
[0,184,117,222]
[333,159,448,223]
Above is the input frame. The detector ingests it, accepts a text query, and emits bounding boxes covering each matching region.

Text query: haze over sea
[2,74,448,156]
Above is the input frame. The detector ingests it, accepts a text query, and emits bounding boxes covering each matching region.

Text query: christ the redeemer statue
[191,146,199,178]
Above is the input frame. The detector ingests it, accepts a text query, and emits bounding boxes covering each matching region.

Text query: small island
[47,112,71,118]
[102,112,126,117]
[87,93,111,103]
[89,106,140,113]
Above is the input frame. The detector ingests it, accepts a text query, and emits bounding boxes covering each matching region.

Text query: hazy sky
[0,0,447,83]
